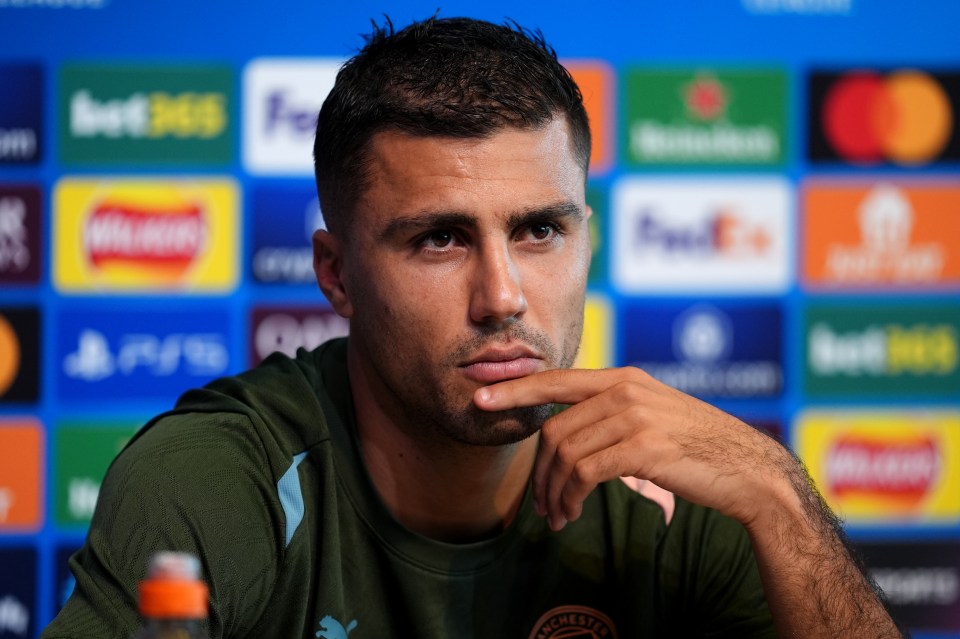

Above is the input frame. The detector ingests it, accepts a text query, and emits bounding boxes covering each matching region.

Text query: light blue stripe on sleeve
[277,451,308,547]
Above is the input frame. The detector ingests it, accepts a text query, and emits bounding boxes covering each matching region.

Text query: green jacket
[43,338,775,638]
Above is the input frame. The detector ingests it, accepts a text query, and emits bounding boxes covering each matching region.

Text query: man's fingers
[474,368,630,410]
[533,419,633,528]
[550,444,636,530]
[532,398,632,512]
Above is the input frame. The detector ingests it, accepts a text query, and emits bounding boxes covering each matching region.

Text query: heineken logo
[624,69,787,166]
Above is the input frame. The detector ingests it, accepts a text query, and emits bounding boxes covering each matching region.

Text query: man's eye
[423,230,454,248]
[530,223,554,240]
[524,222,561,241]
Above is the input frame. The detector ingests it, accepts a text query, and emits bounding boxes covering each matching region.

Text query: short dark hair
[313,16,591,235]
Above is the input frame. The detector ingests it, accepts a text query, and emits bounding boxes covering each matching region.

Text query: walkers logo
[249,183,323,285]
[59,64,233,164]
[565,61,613,175]
[804,304,960,396]
[0,548,35,638]
[53,178,238,292]
[250,306,349,366]
[0,186,41,285]
[0,419,42,530]
[575,295,613,370]
[618,303,783,399]
[795,411,960,522]
[527,605,618,639]
[802,181,960,288]
[0,64,41,164]
[809,70,960,166]
[612,178,790,293]
[55,422,138,526]
[243,58,341,175]
[623,69,786,166]
[57,307,231,402]
[0,307,39,404]
[857,541,960,632]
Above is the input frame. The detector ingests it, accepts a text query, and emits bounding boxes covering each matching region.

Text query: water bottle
[132,551,210,639]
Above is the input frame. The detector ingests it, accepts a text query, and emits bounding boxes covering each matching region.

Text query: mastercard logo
[821,71,954,165]
[0,314,21,396]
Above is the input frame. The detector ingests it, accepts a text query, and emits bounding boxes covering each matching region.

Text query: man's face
[333,117,591,446]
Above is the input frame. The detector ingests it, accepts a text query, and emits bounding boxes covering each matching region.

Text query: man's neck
[347,345,537,543]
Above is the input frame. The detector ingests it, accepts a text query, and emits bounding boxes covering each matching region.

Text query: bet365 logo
[58,65,234,164]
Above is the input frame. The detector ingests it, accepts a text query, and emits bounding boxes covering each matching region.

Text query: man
[45,16,902,639]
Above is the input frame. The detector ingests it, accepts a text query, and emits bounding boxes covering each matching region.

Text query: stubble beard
[395,321,582,448]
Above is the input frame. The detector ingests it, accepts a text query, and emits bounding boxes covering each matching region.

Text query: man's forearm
[746,452,904,638]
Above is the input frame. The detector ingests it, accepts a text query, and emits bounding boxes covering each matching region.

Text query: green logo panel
[622,68,787,166]
[55,422,140,526]
[586,183,607,284]
[59,65,234,164]
[804,304,960,397]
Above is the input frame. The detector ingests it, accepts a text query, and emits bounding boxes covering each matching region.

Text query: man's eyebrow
[506,201,584,228]
[378,212,477,242]
[377,201,584,242]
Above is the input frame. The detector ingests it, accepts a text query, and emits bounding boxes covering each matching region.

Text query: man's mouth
[459,346,542,384]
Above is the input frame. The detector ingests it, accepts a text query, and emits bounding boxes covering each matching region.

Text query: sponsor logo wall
[1,4,958,637]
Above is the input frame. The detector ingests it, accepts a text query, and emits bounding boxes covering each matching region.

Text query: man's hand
[474,366,790,531]
[475,366,905,638]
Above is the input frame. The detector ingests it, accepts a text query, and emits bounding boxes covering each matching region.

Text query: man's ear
[313,229,354,318]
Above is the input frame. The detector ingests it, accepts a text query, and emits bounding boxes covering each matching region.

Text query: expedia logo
[808,322,957,377]
[827,435,941,507]
[809,70,960,165]
[527,605,617,639]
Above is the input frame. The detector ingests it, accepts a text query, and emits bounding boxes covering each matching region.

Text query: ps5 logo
[63,329,228,381]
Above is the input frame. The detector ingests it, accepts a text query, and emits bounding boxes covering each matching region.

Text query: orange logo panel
[565,61,613,175]
[802,181,960,288]
[0,419,44,530]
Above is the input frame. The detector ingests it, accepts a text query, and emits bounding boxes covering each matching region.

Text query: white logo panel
[243,58,342,175]
[612,177,792,293]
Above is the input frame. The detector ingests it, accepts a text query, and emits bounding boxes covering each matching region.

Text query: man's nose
[468,241,528,326]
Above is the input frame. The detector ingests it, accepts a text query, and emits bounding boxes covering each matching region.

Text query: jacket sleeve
[41,412,284,639]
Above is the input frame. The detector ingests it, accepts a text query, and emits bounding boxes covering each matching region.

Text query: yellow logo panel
[54,178,239,292]
[575,294,613,370]
[795,410,960,523]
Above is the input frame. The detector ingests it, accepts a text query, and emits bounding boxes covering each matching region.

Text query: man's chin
[443,404,553,447]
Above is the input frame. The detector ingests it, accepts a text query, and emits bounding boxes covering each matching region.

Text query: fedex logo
[57,307,231,403]
[264,90,317,136]
[612,177,790,293]
[633,209,772,256]
[243,58,342,175]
